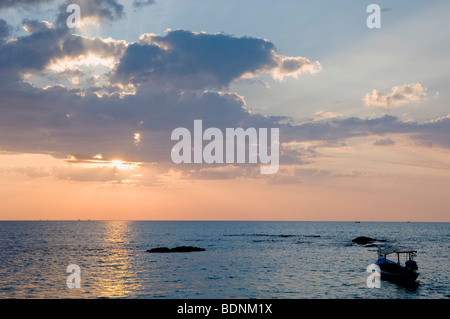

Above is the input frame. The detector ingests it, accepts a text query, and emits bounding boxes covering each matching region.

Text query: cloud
[419,114,450,148]
[0,0,55,9]
[4,164,142,183]
[53,0,125,27]
[191,165,253,180]
[133,0,155,8]
[294,168,360,179]
[363,83,427,108]
[279,142,317,165]
[23,19,56,33]
[2,73,450,172]
[1,21,319,93]
[271,54,322,80]
[283,115,405,143]
[266,174,302,185]
[0,20,127,87]
[314,110,339,120]
[1,20,450,181]
[114,30,321,89]
[0,19,11,41]
[425,114,450,124]
[53,166,126,182]
[283,114,450,150]
[263,167,361,185]
[373,138,395,146]
[0,23,68,78]
[7,166,52,178]
[0,0,148,25]
[76,0,124,20]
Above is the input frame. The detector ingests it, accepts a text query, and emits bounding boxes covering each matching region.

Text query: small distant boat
[375,247,419,284]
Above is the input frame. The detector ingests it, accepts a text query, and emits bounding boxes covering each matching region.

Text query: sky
[0,0,449,221]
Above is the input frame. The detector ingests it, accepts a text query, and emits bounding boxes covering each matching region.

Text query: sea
[0,221,448,299]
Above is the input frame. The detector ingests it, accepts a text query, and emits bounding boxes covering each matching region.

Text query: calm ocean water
[0,221,448,299]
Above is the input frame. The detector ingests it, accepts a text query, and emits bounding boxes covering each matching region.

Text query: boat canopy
[378,247,417,255]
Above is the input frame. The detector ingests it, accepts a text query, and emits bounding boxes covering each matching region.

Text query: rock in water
[146,246,205,253]
[352,236,378,245]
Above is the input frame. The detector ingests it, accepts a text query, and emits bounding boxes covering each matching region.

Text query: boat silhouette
[375,247,419,284]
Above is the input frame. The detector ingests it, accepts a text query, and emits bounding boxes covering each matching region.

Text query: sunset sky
[0,0,449,221]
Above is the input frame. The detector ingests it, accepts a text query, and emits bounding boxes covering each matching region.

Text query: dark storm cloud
[0,20,126,78]
[114,30,321,90]
[0,19,10,41]
[0,23,67,77]
[114,30,278,89]
[1,73,450,166]
[0,77,279,162]
[1,20,449,172]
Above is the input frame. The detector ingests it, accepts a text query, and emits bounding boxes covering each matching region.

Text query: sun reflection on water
[92,221,142,298]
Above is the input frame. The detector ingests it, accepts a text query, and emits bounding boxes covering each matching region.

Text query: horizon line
[0,219,448,223]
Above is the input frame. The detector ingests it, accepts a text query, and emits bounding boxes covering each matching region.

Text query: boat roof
[377,247,417,255]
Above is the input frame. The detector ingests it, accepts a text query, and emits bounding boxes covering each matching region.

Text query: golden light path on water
[92,221,142,298]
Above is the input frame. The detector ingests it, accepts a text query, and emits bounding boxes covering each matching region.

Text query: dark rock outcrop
[146,246,206,253]
[352,236,385,245]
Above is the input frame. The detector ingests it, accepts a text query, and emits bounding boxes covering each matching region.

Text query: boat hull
[379,269,419,282]
[375,260,419,283]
